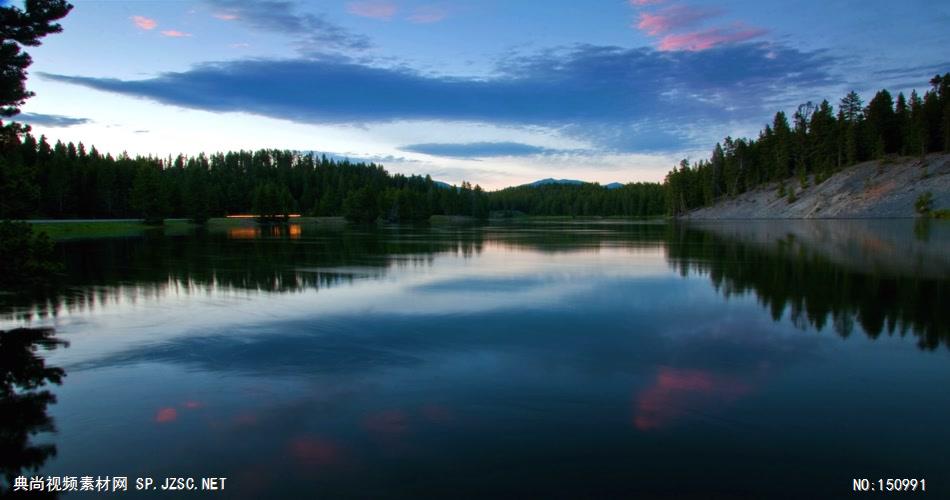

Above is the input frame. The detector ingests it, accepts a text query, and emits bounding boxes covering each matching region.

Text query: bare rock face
[687,153,950,219]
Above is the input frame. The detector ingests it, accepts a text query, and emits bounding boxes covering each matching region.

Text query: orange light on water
[228,227,260,239]
[228,224,302,239]
[225,214,302,219]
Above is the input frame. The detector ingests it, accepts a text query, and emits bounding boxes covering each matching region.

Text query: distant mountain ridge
[524,178,625,189]
[433,178,627,190]
[528,178,584,187]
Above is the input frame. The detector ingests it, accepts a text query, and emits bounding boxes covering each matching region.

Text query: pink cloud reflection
[363,410,410,435]
[419,404,453,423]
[155,407,178,423]
[634,367,751,430]
[289,436,342,466]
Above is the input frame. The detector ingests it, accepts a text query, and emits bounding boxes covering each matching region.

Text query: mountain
[526,178,585,187]
[522,178,625,189]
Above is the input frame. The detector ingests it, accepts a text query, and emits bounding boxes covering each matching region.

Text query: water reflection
[228,224,303,240]
[633,367,752,430]
[4,220,947,350]
[0,327,67,498]
[669,221,950,349]
[2,221,948,498]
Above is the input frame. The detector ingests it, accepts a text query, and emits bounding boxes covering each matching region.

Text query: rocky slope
[686,153,950,219]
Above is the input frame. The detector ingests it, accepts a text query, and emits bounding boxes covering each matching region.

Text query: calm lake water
[2,219,949,498]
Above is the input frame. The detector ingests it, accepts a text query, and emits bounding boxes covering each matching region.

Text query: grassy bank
[27,216,342,240]
[27,215,668,240]
[30,219,197,240]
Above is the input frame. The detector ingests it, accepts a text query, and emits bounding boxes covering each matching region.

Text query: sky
[12,0,950,188]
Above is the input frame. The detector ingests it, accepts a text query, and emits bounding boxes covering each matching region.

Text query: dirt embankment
[686,153,950,219]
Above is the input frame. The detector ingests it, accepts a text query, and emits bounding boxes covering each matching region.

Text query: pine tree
[865,89,896,157]
[131,163,166,225]
[0,0,73,140]
[894,92,909,154]
[0,0,72,219]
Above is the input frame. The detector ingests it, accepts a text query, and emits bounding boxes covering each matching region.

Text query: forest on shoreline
[0,1,947,228]
[665,75,950,215]
[2,74,946,225]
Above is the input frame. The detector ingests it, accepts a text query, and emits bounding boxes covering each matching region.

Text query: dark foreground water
[2,219,949,499]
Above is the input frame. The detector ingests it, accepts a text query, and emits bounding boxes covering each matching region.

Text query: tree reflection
[666,224,950,350]
[0,327,67,498]
[3,221,949,350]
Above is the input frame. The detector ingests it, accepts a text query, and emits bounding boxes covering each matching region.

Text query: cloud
[408,6,448,24]
[213,12,239,20]
[630,1,768,52]
[42,43,836,152]
[401,142,574,158]
[131,15,157,30]
[160,30,192,38]
[203,0,371,52]
[658,25,768,52]
[630,0,666,5]
[309,151,420,164]
[636,6,721,36]
[346,1,397,19]
[17,112,91,127]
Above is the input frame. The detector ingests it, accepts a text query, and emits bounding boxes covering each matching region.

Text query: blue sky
[16,0,950,188]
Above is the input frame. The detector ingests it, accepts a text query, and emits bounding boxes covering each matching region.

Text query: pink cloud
[636,6,721,36]
[346,1,397,19]
[630,0,666,5]
[155,407,178,423]
[213,12,239,21]
[160,30,193,38]
[131,15,157,30]
[658,25,768,51]
[408,6,448,24]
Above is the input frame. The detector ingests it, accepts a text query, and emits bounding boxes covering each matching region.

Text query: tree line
[665,74,950,215]
[0,139,493,223]
[0,134,672,222]
[489,182,666,217]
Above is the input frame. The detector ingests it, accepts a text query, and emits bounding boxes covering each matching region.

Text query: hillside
[686,154,950,219]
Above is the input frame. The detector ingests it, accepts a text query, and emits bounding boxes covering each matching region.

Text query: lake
[2,219,949,498]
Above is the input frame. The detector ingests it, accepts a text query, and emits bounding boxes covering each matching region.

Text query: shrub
[915,192,934,215]
[0,220,60,289]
